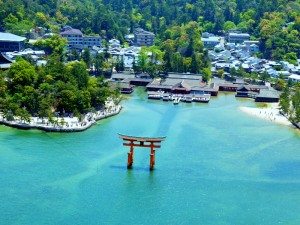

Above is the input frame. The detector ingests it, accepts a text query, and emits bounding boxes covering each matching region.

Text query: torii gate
[118,134,166,170]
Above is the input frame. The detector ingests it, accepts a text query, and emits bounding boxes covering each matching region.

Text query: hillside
[1,0,300,60]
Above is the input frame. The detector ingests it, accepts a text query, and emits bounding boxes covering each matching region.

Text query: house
[248,44,259,53]
[225,42,236,50]
[1,48,46,69]
[265,68,278,77]
[134,28,155,46]
[215,62,231,72]
[60,26,101,50]
[118,82,134,94]
[236,86,251,97]
[255,89,279,102]
[227,32,250,43]
[281,61,295,72]
[202,36,221,49]
[216,50,232,61]
[109,39,121,48]
[277,71,290,77]
[125,34,135,44]
[289,74,300,83]
[0,32,26,52]
[243,40,259,53]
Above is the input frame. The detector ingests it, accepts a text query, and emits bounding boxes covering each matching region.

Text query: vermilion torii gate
[118,134,166,170]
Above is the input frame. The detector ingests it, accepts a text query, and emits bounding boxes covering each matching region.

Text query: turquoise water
[1,88,300,225]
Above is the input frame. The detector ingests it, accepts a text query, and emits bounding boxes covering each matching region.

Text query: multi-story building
[201,36,222,49]
[0,32,26,52]
[134,28,155,46]
[227,32,250,43]
[60,26,101,50]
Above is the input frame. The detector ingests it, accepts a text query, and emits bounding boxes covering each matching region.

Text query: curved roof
[60,28,83,36]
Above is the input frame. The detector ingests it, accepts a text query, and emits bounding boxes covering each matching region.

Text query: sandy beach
[239,103,294,127]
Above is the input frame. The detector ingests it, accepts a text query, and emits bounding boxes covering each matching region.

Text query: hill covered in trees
[1,0,300,70]
[1,0,300,61]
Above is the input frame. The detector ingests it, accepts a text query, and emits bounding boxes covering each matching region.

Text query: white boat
[173,97,180,105]
[163,94,170,101]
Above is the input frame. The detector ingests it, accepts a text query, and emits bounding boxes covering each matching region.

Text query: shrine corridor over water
[1,89,300,225]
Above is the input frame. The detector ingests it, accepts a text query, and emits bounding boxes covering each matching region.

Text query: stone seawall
[0,105,122,133]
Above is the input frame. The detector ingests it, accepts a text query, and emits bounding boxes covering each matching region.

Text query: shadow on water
[154,104,180,136]
[110,165,150,172]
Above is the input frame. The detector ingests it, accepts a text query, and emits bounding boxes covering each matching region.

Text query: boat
[173,97,180,105]
[193,94,211,103]
[184,95,193,103]
[147,91,162,100]
[162,94,170,101]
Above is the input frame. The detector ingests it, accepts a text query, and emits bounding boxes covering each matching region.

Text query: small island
[0,56,121,132]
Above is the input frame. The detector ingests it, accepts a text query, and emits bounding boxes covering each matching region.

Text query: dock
[147,91,211,103]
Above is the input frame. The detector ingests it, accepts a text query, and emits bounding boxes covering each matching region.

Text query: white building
[60,26,101,50]
[202,36,222,49]
[134,28,155,46]
[289,74,300,82]
[228,33,250,43]
[109,39,121,48]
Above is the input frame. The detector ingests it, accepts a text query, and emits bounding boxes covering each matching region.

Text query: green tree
[279,86,290,115]
[290,87,300,123]
[284,52,298,65]
[82,48,92,67]
[7,58,37,92]
[223,21,236,31]
[94,53,105,74]
[35,35,67,56]
[202,67,212,83]
[67,61,89,89]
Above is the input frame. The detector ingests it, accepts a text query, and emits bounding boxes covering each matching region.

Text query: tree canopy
[0,57,119,121]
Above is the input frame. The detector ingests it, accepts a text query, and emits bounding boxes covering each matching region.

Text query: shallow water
[0,89,300,225]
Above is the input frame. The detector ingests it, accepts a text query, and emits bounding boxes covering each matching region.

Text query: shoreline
[239,103,296,128]
[0,103,122,133]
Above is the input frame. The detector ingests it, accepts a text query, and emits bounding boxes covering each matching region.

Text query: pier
[148,91,211,103]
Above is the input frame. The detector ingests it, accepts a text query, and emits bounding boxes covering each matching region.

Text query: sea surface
[1,88,300,225]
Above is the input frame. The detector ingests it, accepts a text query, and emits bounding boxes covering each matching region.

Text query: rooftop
[201,37,221,42]
[256,89,279,99]
[60,27,83,36]
[111,73,135,80]
[167,73,203,81]
[134,28,154,36]
[0,32,26,42]
[229,33,250,37]
[289,74,300,80]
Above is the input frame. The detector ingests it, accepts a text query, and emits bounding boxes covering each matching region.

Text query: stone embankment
[0,103,122,132]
